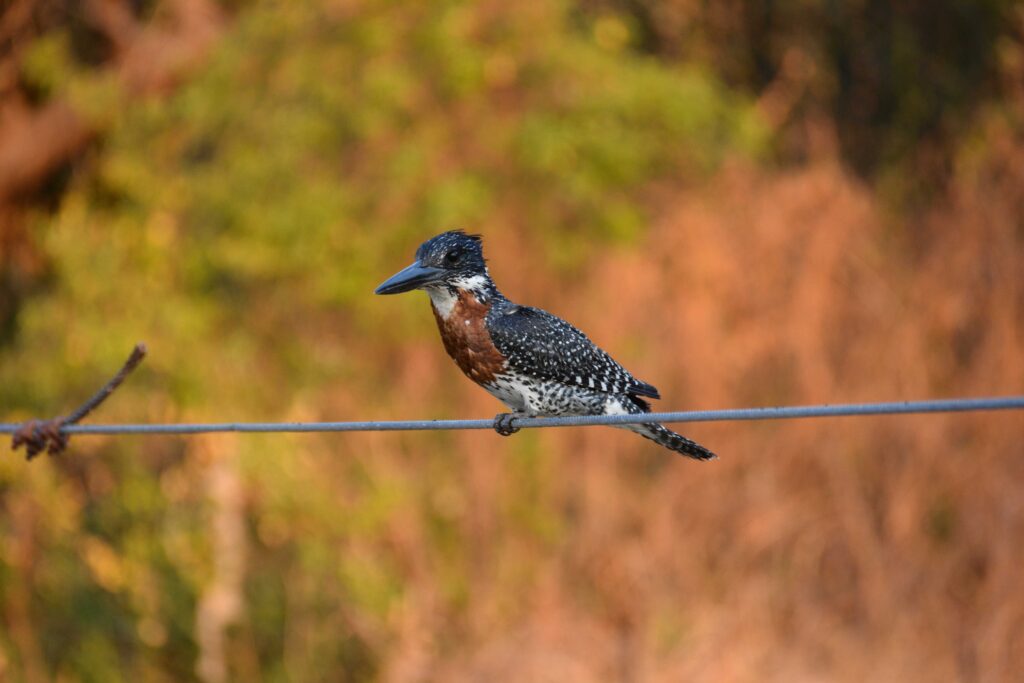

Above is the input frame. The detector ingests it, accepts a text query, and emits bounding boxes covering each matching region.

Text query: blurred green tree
[0,1,764,679]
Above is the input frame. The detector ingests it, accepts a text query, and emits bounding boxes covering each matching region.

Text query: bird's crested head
[375,230,491,295]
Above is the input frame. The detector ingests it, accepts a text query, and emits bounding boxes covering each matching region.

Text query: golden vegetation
[1,1,1022,680]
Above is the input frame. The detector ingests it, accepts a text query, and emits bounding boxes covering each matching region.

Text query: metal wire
[3,396,1022,436]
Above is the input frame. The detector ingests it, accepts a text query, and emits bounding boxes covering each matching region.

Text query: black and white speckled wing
[486,303,660,399]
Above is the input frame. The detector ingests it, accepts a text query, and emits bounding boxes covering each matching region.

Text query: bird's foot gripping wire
[493,412,521,436]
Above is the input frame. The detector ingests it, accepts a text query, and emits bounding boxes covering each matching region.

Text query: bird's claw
[493,413,521,436]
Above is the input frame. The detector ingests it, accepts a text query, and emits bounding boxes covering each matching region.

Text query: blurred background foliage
[0,0,1022,681]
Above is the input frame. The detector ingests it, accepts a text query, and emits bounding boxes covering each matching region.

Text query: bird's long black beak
[374,262,446,295]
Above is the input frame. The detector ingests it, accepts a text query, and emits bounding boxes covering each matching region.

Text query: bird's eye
[445,250,463,266]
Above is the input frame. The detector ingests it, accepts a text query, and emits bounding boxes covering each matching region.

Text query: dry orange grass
[347,151,1023,682]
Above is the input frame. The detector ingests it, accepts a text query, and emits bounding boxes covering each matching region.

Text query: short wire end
[10,343,148,460]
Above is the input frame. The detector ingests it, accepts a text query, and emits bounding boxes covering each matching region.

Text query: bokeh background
[1,1,1023,681]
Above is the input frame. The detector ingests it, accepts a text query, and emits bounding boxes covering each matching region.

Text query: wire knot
[9,343,147,461]
[11,418,69,460]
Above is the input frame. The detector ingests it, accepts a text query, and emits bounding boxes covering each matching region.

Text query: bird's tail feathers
[619,394,717,461]
[627,422,718,460]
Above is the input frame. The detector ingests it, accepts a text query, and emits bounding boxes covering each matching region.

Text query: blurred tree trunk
[195,434,247,683]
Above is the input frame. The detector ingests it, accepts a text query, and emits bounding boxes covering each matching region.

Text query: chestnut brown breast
[432,292,506,385]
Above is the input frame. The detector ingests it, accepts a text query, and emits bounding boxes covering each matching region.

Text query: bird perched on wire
[375,231,716,460]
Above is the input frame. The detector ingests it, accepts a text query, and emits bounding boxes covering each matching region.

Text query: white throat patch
[425,274,490,319]
[426,285,458,318]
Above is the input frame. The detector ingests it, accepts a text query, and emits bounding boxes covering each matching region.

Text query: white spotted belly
[483,372,611,417]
